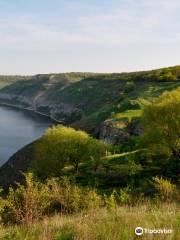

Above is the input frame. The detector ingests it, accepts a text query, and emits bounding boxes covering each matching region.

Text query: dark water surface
[0,105,53,166]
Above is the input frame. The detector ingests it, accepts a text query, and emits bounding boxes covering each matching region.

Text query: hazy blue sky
[0,0,180,74]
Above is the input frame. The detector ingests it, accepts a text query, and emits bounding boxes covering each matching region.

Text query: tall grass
[0,203,179,240]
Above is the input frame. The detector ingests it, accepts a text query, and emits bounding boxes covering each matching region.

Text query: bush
[117,186,132,204]
[47,177,103,214]
[104,188,132,208]
[3,173,52,226]
[104,191,116,210]
[152,176,178,201]
[0,174,103,226]
[0,188,6,223]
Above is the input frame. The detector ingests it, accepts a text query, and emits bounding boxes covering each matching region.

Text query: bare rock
[99,121,130,144]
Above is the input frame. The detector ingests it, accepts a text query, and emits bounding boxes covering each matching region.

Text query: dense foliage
[141,88,180,182]
[0,173,179,227]
[34,126,108,176]
[142,88,180,158]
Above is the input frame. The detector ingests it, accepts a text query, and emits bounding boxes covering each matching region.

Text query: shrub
[117,186,132,204]
[1,175,103,225]
[0,188,6,223]
[2,173,52,225]
[47,177,102,214]
[152,176,177,201]
[104,188,132,208]
[104,191,116,210]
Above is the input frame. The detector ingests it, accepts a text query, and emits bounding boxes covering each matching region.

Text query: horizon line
[1,65,180,77]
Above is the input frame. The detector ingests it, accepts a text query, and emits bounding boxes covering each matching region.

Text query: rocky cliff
[0,74,84,123]
[99,118,142,144]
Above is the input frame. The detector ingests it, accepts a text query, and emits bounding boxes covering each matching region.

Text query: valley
[0,67,179,240]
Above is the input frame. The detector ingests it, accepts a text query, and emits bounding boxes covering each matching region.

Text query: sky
[0,0,180,75]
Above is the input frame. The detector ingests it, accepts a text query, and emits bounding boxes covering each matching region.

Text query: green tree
[142,88,180,159]
[87,138,108,172]
[34,126,89,175]
[34,125,108,176]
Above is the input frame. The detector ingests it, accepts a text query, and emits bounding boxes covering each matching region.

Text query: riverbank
[0,102,62,125]
[0,104,55,168]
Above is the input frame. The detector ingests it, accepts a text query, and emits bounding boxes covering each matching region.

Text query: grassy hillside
[0,66,179,135]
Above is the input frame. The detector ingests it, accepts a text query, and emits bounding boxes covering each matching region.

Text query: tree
[34,125,108,176]
[86,138,108,172]
[34,126,89,175]
[142,88,180,159]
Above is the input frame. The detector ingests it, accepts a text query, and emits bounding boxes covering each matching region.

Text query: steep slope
[0,67,180,137]
[0,75,31,89]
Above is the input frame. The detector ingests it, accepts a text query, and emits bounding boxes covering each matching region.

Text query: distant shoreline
[0,102,62,125]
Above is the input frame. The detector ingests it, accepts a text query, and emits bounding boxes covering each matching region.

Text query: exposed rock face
[0,94,81,123]
[0,93,31,107]
[36,103,82,123]
[100,118,143,144]
[99,122,130,144]
[0,74,82,123]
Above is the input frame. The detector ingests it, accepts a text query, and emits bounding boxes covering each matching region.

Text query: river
[0,105,53,166]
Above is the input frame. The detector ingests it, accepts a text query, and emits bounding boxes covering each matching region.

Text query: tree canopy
[34,125,108,176]
[142,88,180,159]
